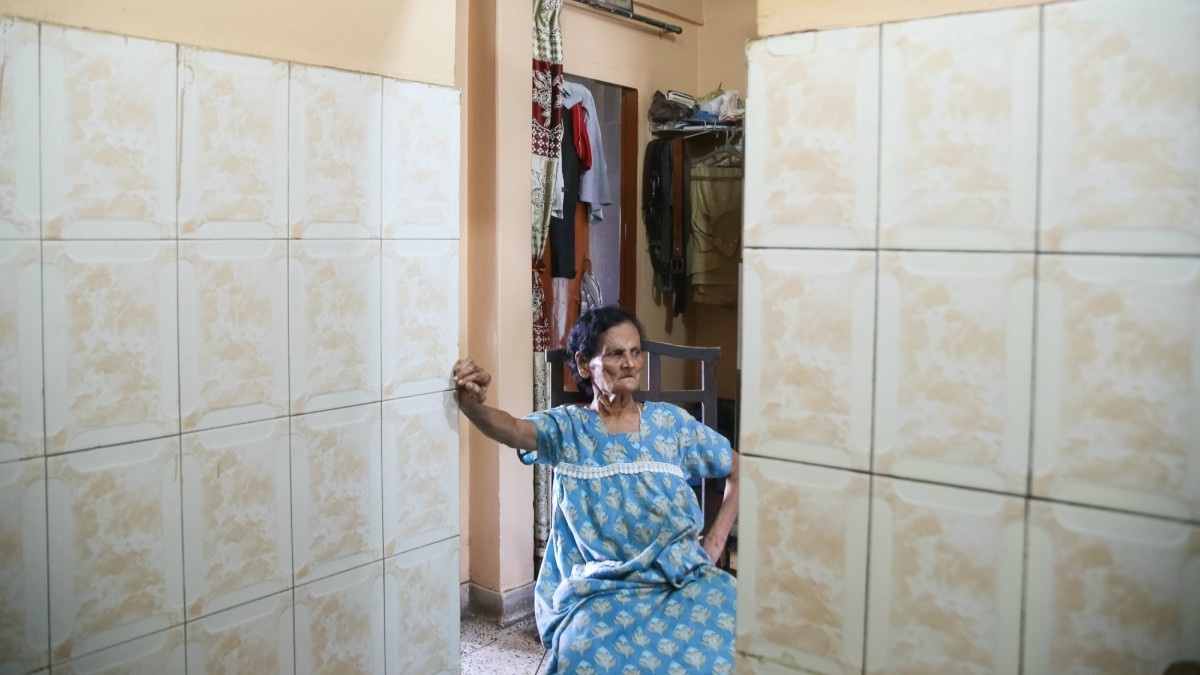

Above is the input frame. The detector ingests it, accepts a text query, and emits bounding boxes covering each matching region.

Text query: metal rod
[569,0,684,34]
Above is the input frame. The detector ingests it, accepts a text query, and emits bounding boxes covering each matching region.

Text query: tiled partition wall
[737,0,1200,673]
[0,19,461,674]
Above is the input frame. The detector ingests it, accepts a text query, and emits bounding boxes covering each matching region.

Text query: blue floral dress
[522,401,737,674]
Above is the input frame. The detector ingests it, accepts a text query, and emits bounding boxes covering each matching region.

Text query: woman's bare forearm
[459,401,539,451]
[706,452,740,548]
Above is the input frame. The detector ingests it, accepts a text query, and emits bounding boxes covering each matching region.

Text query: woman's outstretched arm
[453,358,539,451]
[701,451,740,563]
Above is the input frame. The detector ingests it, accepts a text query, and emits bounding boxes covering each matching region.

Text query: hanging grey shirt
[561,81,613,224]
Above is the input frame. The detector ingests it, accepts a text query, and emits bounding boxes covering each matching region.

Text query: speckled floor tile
[459,616,546,674]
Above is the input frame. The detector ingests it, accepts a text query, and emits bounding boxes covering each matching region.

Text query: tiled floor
[460,614,550,674]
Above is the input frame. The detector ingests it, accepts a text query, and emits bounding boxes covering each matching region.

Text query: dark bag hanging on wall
[642,137,689,315]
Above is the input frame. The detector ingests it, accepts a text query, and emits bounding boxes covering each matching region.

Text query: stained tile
[735,653,806,674]
[879,8,1039,251]
[1041,0,1200,254]
[185,591,295,674]
[737,456,869,674]
[0,458,49,673]
[53,626,185,675]
[382,240,458,400]
[289,65,382,239]
[291,404,383,584]
[40,26,176,239]
[865,477,1023,674]
[874,252,1034,493]
[385,538,460,675]
[179,240,288,432]
[289,240,381,415]
[1033,255,1200,520]
[46,437,184,663]
[178,48,288,239]
[294,562,385,675]
[43,241,179,455]
[0,240,43,462]
[382,392,457,556]
[382,80,461,240]
[181,419,291,620]
[742,250,875,470]
[0,19,39,240]
[745,28,879,249]
[1024,502,1200,675]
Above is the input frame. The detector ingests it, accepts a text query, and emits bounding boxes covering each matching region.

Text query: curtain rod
[568,0,684,35]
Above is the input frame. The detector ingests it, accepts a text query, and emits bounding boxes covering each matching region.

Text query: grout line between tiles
[36,21,52,672]
[285,60,298,675]
[741,244,1200,259]
[172,46,189,675]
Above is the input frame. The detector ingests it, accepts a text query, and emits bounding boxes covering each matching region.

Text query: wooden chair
[544,340,732,569]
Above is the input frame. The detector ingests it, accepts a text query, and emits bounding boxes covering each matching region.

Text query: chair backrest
[544,339,721,429]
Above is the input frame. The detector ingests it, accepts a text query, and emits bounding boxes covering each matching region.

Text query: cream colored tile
[874,252,1034,493]
[181,419,291,620]
[742,250,875,470]
[0,458,48,673]
[745,28,879,249]
[43,242,179,455]
[53,626,185,675]
[382,240,458,399]
[295,562,385,675]
[0,19,39,240]
[865,477,1023,674]
[179,240,288,432]
[382,393,457,556]
[384,538,459,675]
[382,80,460,240]
[291,404,383,584]
[289,65,382,239]
[735,653,805,674]
[1041,0,1200,254]
[1033,255,1200,520]
[1024,502,1200,675]
[46,438,184,663]
[289,240,381,414]
[737,457,869,674]
[879,8,1038,251]
[40,26,176,240]
[178,48,288,239]
[185,591,294,675]
[0,240,43,462]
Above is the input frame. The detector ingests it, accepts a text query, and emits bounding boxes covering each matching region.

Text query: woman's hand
[453,358,491,408]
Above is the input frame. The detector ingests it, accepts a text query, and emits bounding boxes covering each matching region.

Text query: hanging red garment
[571,103,592,172]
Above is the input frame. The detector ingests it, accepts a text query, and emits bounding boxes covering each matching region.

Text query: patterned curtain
[531,0,564,566]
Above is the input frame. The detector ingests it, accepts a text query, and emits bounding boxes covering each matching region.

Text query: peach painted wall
[757,0,1065,36]
[0,0,456,85]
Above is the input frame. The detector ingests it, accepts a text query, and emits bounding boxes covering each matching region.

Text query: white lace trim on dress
[553,461,684,480]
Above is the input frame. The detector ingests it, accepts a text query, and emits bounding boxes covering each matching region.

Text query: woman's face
[579,321,644,399]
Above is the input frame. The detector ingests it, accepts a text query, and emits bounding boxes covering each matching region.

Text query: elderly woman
[453,306,739,674]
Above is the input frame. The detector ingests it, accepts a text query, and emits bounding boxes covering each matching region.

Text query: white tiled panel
[382,240,459,400]
[288,240,382,415]
[874,252,1034,493]
[0,458,49,673]
[43,241,179,455]
[178,48,288,239]
[866,477,1024,674]
[745,27,880,249]
[737,457,869,674]
[1033,255,1200,520]
[291,404,384,584]
[185,591,295,674]
[0,240,43,462]
[383,80,461,240]
[742,249,876,470]
[179,240,289,432]
[385,538,460,675]
[46,438,184,663]
[181,419,292,620]
[1024,502,1200,674]
[40,26,177,240]
[294,562,386,675]
[383,392,458,556]
[0,19,40,240]
[879,8,1039,251]
[52,626,185,675]
[1040,0,1200,254]
[289,65,382,239]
